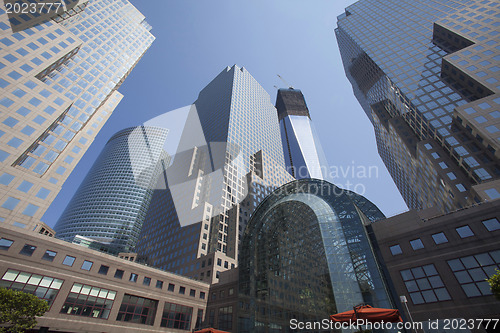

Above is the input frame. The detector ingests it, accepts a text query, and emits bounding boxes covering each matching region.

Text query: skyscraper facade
[54,126,170,253]
[0,0,154,231]
[276,88,332,181]
[136,65,294,283]
[336,0,500,212]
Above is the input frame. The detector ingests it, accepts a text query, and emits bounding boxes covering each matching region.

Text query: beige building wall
[0,224,209,332]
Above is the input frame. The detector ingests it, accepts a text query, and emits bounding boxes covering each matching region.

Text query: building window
[447,250,500,298]
[62,255,76,266]
[189,289,196,297]
[229,288,234,296]
[116,294,158,326]
[19,244,36,256]
[160,302,193,330]
[200,291,206,299]
[195,309,204,330]
[60,283,116,319]
[143,277,151,286]
[179,286,185,294]
[114,269,124,279]
[167,283,175,292]
[431,232,448,245]
[456,225,474,238]
[81,260,93,271]
[0,238,14,251]
[410,239,424,250]
[208,309,215,327]
[156,280,163,289]
[482,218,500,232]
[42,250,57,262]
[0,269,63,306]
[129,273,138,283]
[98,265,109,275]
[218,306,233,331]
[389,244,402,255]
[400,264,451,305]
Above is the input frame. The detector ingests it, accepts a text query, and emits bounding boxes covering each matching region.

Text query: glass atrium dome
[238,179,393,332]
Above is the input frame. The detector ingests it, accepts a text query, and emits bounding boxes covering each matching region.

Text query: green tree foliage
[0,287,49,333]
[488,269,500,300]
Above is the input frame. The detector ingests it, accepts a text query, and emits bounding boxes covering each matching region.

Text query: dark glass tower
[336,0,500,212]
[135,66,294,282]
[276,88,332,181]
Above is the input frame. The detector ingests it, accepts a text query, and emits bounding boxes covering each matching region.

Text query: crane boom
[277,74,294,89]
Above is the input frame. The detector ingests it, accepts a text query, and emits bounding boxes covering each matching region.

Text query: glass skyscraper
[336,0,500,212]
[136,65,294,283]
[276,88,332,181]
[238,179,393,332]
[0,0,154,231]
[54,126,170,253]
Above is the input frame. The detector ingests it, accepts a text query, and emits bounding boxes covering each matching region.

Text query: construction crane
[277,74,294,89]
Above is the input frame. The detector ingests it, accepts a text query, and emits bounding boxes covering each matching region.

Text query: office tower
[276,88,332,181]
[336,0,500,213]
[237,179,393,332]
[136,65,294,283]
[54,126,170,254]
[0,0,154,231]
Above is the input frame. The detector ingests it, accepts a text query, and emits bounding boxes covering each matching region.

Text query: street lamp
[400,295,418,333]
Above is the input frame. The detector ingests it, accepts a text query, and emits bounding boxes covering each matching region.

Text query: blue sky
[43,0,408,228]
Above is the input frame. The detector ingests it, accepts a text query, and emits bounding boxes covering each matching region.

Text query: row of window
[389,217,499,255]
[0,238,206,300]
[211,286,235,301]
[201,257,234,270]
[1,269,196,330]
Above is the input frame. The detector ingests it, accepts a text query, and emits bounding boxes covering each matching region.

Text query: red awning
[193,328,231,333]
[330,304,402,323]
